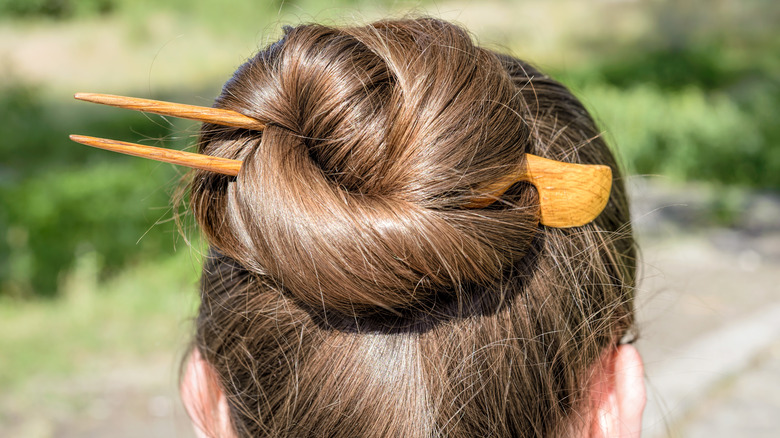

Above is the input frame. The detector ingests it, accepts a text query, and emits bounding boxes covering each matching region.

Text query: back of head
[189,17,636,437]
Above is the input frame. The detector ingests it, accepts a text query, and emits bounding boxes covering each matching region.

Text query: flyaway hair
[180,18,636,437]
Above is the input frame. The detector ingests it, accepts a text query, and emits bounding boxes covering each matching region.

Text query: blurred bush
[0,0,115,18]
[559,42,780,189]
[582,82,778,186]
[0,82,188,298]
[1,162,181,298]
[597,46,743,91]
[0,0,414,21]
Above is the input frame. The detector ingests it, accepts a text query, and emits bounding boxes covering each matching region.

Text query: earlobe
[181,348,235,438]
[614,344,646,437]
[589,344,646,438]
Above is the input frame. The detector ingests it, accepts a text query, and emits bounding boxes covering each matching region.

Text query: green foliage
[558,42,780,190]
[1,161,181,297]
[0,82,187,177]
[596,46,744,91]
[0,82,192,298]
[580,83,779,187]
[0,0,420,23]
[0,0,115,19]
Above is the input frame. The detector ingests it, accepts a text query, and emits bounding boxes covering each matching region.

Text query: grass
[0,247,202,390]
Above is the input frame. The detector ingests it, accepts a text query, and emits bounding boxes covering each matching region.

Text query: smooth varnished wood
[71,92,612,228]
[69,135,242,176]
[74,93,266,131]
[465,154,612,228]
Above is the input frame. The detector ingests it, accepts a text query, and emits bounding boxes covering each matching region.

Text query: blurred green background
[1,0,778,436]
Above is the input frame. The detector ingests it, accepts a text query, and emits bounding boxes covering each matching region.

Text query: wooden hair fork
[70,92,612,228]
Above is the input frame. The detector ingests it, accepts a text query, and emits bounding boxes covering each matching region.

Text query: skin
[181,349,236,438]
[181,345,646,438]
[587,345,647,438]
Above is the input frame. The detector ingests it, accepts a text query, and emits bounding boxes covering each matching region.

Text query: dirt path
[631,179,780,437]
[1,355,196,438]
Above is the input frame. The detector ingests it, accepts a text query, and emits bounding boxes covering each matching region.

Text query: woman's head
[184,17,643,437]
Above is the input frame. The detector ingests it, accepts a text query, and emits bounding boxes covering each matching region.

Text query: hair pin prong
[74,92,267,131]
[69,134,242,176]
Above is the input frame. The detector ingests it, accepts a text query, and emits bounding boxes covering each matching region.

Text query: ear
[588,344,646,438]
[181,348,235,438]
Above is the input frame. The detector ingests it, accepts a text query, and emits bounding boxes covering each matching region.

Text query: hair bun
[192,20,541,314]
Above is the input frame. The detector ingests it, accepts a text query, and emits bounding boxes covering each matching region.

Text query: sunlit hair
[186,17,636,437]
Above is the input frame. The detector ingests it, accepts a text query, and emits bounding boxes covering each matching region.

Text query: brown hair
[188,17,636,437]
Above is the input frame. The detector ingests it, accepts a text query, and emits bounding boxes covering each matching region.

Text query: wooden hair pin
[70,93,611,228]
